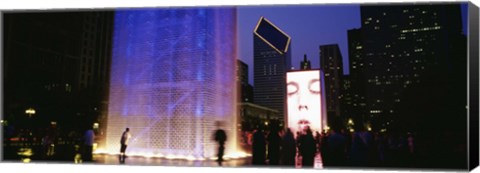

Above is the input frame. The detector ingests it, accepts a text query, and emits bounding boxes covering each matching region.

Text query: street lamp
[25,108,36,117]
[348,118,354,125]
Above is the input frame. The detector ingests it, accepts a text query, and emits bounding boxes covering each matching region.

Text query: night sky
[238,3,468,85]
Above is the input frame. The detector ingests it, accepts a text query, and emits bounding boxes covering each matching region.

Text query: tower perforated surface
[104,8,238,159]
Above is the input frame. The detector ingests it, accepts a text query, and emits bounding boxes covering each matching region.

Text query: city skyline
[238,3,468,85]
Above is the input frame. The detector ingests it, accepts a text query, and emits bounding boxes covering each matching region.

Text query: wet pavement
[3,142,324,169]
[3,143,251,167]
[92,154,251,167]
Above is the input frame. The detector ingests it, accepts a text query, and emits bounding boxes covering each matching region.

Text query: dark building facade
[359,4,466,131]
[237,60,254,103]
[253,17,291,119]
[346,28,368,128]
[319,44,344,124]
[238,102,280,132]
[3,12,84,130]
[77,12,114,137]
[3,11,114,133]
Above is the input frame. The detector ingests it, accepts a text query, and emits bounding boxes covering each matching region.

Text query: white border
[1,1,478,173]
[0,0,474,10]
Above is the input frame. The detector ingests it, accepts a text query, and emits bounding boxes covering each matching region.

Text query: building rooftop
[253,16,291,54]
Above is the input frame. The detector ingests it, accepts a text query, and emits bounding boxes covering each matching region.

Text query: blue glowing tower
[103,8,238,159]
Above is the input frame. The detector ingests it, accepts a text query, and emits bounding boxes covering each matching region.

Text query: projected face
[286,70,322,137]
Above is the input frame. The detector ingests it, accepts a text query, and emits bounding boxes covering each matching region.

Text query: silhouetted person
[119,128,131,163]
[375,132,386,166]
[326,128,347,167]
[297,127,316,168]
[252,128,266,165]
[214,128,227,166]
[350,128,370,167]
[83,128,95,162]
[281,128,296,166]
[267,129,281,165]
[320,130,329,166]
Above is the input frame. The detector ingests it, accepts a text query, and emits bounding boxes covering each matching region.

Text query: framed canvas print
[1,0,479,173]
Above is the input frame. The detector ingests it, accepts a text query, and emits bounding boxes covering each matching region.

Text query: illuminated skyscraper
[104,8,239,159]
[320,44,344,123]
[346,28,367,126]
[253,17,291,120]
[359,4,466,129]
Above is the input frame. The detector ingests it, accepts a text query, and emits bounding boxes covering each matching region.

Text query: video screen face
[286,70,322,137]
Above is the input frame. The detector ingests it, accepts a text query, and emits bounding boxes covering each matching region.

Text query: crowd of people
[5,123,465,169]
[245,126,421,169]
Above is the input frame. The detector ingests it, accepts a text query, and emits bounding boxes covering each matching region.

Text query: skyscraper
[237,60,254,103]
[300,54,312,70]
[347,28,368,127]
[359,4,466,130]
[319,44,344,124]
[253,17,292,119]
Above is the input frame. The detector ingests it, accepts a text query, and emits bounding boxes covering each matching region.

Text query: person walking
[119,128,131,163]
[214,125,227,166]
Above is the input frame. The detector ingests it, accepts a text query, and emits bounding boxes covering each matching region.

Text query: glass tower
[253,17,292,120]
[103,8,238,159]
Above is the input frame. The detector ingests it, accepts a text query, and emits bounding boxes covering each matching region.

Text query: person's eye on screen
[309,79,321,94]
[287,82,299,95]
